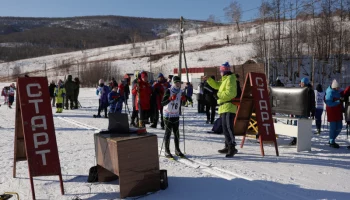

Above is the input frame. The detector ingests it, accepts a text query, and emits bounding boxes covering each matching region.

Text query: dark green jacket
[64,75,76,96]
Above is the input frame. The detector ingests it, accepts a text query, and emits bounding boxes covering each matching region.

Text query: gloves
[169,94,177,101]
[62,93,66,97]
[340,97,345,102]
[181,95,186,102]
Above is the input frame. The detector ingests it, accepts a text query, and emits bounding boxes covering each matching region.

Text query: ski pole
[182,105,185,154]
[159,131,166,157]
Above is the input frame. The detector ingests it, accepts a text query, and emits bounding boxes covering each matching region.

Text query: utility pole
[149,53,152,72]
[77,61,80,79]
[178,16,184,78]
[182,42,189,83]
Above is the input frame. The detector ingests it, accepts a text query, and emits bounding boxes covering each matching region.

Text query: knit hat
[220,62,231,72]
[332,79,339,89]
[158,73,164,78]
[172,76,181,84]
[99,79,104,84]
[300,77,309,85]
[141,71,148,78]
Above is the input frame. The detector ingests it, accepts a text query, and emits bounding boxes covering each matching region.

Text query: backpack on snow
[211,117,223,134]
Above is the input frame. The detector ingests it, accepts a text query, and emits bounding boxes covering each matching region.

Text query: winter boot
[175,149,185,158]
[329,142,340,149]
[165,151,174,159]
[218,144,228,154]
[225,145,237,158]
[314,129,321,135]
[150,123,157,128]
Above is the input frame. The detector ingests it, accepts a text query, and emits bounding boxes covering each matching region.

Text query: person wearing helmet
[54,80,66,113]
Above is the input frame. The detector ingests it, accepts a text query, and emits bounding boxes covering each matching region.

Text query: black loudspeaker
[270,87,309,116]
[159,170,168,190]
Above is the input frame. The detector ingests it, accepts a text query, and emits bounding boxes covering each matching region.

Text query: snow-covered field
[1,85,350,200]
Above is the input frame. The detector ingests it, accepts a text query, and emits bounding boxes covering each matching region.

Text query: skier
[203,76,218,124]
[150,73,166,129]
[95,79,110,118]
[314,84,325,134]
[325,80,343,148]
[132,71,152,127]
[108,83,124,113]
[73,77,80,109]
[54,80,66,113]
[8,83,16,108]
[290,78,315,145]
[161,76,187,159]
[206,62,238,157]
[64,75,76,109]
[49,80,56,107]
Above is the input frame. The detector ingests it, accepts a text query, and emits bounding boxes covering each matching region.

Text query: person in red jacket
[150,73,167,129]
[132,71,152,127]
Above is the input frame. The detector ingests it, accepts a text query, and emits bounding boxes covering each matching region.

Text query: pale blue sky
[0,0,262,22]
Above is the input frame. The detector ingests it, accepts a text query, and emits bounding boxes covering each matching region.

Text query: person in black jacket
[49,80,56,107]
[203,76,218,124]
[73,77,80,109]
[290,77,316,145]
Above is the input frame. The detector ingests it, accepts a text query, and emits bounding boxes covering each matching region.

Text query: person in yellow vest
[206,62,238,158]
[54,80,66,113]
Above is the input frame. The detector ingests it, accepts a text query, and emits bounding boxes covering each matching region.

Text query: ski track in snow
[0,86,350,199]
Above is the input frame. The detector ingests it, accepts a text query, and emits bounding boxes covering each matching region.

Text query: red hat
[141,71,148,78]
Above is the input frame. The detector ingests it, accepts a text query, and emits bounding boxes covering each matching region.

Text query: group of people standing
[49,75,80,113]
[275,76,350,149]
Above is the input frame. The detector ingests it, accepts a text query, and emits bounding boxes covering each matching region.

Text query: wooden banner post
[13,77,64,199]
[234,72,279,156]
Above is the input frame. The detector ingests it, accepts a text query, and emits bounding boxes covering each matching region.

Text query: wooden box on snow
[94,133,160,199]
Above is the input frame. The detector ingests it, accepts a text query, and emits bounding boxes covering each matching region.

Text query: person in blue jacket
[108,83,124,113]
[325,80,343,148]
[95,79,110,118]
[184,82,193,107]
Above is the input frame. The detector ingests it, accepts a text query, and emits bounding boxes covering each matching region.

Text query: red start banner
[249,73,277,142]
[17,77,62,176]
[15,77,64,199]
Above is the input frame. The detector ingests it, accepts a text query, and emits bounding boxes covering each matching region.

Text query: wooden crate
[94,133,160,198]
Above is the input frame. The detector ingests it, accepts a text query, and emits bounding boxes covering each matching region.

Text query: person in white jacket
[314,84,325,134]
[8,83,16,108]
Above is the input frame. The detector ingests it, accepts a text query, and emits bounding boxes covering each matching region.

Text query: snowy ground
[1,86,350,200]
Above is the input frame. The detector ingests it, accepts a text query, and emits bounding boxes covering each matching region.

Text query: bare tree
[207,14,216,26]
[224,1,242,31]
